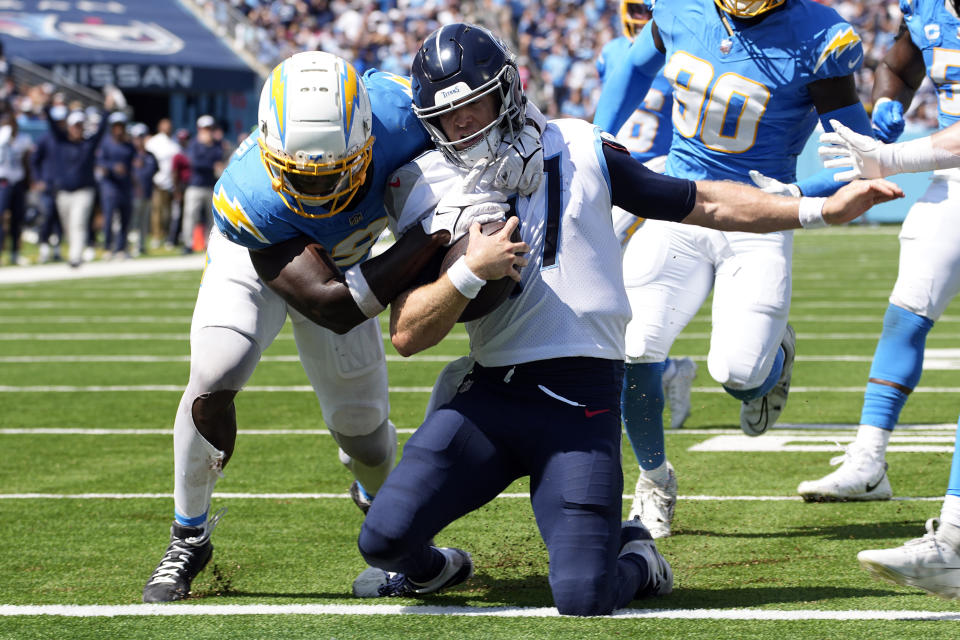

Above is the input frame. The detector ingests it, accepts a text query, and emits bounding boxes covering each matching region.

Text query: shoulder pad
[600,130,629,153]
[812,23,863,77]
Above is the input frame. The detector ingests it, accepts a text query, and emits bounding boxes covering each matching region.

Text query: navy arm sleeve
[602,139,696,222]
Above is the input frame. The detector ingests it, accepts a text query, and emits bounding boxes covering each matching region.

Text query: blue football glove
[871,97,905,144]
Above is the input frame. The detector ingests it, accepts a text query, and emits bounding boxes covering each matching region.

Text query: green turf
[3,226,960,637]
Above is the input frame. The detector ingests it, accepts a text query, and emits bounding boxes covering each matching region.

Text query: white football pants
[622,219,792,392]
[172,231,392,522]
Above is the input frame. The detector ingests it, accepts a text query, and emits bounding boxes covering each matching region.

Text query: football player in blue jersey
[349,23,901,615]
[808,0,960,599]
[599,0,698,540]
[593,0,877,537]
[141,50,547,603]
[798,0,960,505]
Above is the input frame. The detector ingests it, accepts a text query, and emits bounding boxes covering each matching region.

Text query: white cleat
[740,324,796,436]
[663,358,697,429]
[858,519,960,599]
[797,444,892,502]
[628,462,677,539]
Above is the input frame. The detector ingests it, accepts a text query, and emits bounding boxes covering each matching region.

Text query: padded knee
[335,420,397,496]
[192,390,239,465]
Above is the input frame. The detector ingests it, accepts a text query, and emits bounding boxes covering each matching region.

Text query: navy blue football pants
[358,357,649,615]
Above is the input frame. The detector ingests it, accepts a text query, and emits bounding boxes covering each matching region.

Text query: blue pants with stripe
[358,357,650,615]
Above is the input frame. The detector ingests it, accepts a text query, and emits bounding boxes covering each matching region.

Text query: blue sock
[723,346,784,402]
[948,417,960,498]
[175,511,207,527]
[859,304,933,429]
[621,362,666,470]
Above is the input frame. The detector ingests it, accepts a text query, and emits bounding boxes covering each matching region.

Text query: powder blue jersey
[211,70,429,268]
[597,36,673,162]
[653,0,863,183]
[901,0,960,130]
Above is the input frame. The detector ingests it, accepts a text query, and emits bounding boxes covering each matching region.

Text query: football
[440,218,522,322]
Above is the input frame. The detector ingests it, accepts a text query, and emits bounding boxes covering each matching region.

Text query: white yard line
[0,492,941,501]
[2,385,959,393]
[0,603,957,620]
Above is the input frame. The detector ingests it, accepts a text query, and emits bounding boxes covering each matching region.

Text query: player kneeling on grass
[141,49,547,603]
[349,22,903,615]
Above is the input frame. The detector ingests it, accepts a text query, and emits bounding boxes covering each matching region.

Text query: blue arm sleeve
[602,140,696,222]
[796,102,873,196]
[593,23,665,134]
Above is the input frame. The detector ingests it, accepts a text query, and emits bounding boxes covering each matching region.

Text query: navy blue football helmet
[411,23,525,168]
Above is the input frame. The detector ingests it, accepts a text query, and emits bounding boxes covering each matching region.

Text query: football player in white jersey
[349,23,902,615]
[799,1,960,505]
[141,51,545,603]
[816,44,960,598]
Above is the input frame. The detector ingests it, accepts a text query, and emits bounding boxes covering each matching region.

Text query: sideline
[0,255,205,285]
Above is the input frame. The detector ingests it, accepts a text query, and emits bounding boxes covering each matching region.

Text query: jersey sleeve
[211,169,275,250]
[809,20,864,80]
[384,159,447,238]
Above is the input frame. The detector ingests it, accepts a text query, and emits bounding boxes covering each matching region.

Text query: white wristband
[344,264,386,318]
[446,256,486,299]
[798,197,828,229]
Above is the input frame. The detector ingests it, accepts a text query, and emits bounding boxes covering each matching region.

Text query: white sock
[854,424,891,461]
[640,461,669,486]
[939,494,960,533]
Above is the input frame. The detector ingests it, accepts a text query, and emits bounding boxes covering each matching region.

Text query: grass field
[3,226,960,639]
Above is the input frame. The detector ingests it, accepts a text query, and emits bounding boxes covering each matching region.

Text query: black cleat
[350,480,373,515]
[142,509,225,603]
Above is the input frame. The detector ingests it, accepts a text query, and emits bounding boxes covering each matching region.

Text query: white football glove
[492,119,544,196]
[421,158,509,246]
[748,170,801,197]
[819,119,895,181]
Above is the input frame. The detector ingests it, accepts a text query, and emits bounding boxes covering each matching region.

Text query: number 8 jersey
[654,0,863,183]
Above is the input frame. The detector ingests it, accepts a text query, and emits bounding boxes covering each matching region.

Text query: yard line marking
[0,385,436,392]
[0,428,419,435]
[0,604,958,620]
[2,425,954,436]
[0,354,456,363]
[0,332,469,341]
[3,385,960,393]
[691,434,955,453]
[0,492,941,502]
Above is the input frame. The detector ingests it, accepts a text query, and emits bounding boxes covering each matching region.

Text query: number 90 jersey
[654,0,863,183]
[211,70,429,269]
[900,0,960,130]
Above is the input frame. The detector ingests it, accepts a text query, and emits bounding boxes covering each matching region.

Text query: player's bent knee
[191,390,239,463]
[327,405,388,438]
[334,420,396,467]
[357,523,408,571]
[552,578,611,617]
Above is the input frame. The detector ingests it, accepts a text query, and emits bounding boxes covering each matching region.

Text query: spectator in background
[96,111,135,259]
[145,118,180,250]
[0,111,33,266]
[31,104,65,263]
[44,91,115,268]
[129,123,157,257]
[169,129,191,249]
[181,115,223,254]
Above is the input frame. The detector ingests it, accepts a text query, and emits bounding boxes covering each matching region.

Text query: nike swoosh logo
[865,475,885,493]
[584,408,611,418]
[848,54,862,69]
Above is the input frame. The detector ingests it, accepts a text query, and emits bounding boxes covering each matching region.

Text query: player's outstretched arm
[820,119,960,180]
[250,227,447,335]
[684,178,903,233]
[390,218,527,357]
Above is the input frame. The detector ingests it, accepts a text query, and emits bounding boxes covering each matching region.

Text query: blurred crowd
[0,65,232,267]
[198,0,938,126]
[0,0,940,266]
